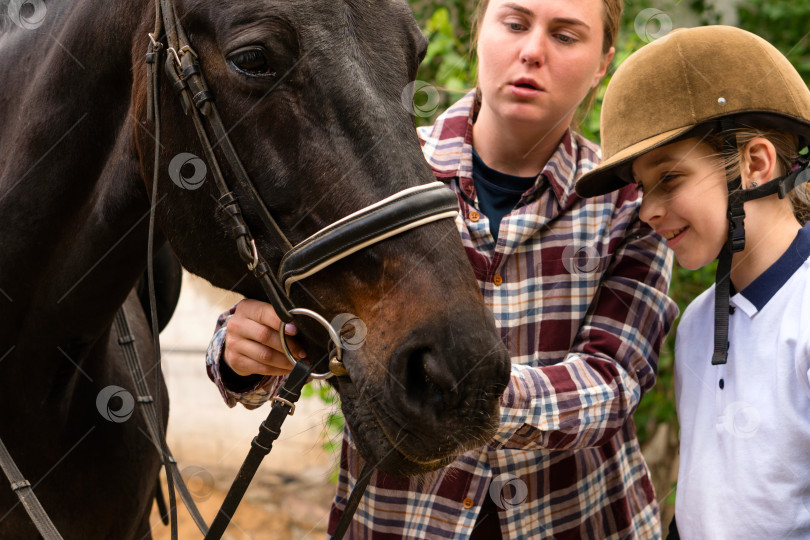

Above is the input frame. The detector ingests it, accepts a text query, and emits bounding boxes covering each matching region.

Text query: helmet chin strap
[712,119,810,365]
[711,119,744,365]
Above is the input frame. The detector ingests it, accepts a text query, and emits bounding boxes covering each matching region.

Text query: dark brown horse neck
[0,1,166,537]
[0,0,152,348]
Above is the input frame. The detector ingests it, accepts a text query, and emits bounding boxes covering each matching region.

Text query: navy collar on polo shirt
[734,223,810,313]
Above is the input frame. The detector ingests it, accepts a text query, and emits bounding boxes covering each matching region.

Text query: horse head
[133,0,511,476]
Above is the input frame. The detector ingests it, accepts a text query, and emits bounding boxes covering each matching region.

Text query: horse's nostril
[404,348,459,411]
[404,347,431,400]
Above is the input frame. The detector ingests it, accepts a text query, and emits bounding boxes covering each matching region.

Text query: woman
[207,0,678,537]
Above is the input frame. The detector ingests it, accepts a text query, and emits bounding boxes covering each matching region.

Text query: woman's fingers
[235,299,298,336]
[230,310,307,358]
[225,352,295,377]
[225,327,288,364]
[223,299,307,377]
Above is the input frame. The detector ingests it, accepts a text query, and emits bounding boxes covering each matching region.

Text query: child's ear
[742,137,778,188]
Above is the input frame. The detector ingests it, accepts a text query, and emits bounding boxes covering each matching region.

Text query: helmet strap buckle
[727,190,747,253]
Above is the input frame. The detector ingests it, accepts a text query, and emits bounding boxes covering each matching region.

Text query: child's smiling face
[632,137,729,270]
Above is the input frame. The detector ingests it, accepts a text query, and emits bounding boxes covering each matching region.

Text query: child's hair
[704,128,810,225]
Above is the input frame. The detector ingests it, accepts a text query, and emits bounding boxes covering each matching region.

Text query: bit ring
[278,308,343,380]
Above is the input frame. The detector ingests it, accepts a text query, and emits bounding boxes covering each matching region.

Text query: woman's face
[633,138,729,270]
[475,0,613,131]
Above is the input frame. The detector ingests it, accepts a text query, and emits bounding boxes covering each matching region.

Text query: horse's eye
[228,47,276,76]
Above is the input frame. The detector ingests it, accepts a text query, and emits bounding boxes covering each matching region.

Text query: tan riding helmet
[576,25,810,198]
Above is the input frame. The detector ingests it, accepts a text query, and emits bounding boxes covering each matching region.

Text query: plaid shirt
[206,91,678,539]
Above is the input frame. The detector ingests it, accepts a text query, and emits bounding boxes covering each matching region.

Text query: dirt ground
[149,471,336,540]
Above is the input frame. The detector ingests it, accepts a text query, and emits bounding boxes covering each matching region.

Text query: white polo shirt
[674,224,810,539]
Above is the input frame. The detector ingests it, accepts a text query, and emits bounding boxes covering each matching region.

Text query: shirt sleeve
[492,215,678,450]
[205,305,288,409]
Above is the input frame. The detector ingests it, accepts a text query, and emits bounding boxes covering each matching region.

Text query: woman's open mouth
[510,78,542,97]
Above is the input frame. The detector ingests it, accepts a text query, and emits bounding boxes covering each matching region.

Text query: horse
[0,0,511,537]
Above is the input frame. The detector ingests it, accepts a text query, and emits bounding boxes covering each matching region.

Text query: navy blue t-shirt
[472,148,539,241]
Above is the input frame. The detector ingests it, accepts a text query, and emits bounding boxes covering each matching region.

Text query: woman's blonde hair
[705,128,810,225]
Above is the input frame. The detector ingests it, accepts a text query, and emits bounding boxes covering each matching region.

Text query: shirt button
[462,497,475,509]
[469,211,480,222]
[493,274,503,286]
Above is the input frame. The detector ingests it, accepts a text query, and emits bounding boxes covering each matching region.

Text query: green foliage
[420,8,475,90]
[301,380,344,471]
[737,0,810,83]
[688,0,723,25]
[303,382,344,482]
[410,1,478,125]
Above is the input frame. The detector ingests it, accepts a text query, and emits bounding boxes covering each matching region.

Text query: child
[576,25,810,539]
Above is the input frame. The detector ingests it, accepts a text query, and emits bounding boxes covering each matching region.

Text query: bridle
[146,0,456,371]
[144,0,458,539]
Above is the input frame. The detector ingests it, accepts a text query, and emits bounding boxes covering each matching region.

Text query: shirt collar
[731,223,810,316]
[541,130,579,209]
[419,90,583,209]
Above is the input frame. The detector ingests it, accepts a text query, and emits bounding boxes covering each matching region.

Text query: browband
[279,181,458,293]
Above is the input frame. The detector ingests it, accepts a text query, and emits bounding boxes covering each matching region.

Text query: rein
[0,442,63,539]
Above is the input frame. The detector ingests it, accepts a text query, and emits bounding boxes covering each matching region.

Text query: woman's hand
[223,299,306,377]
